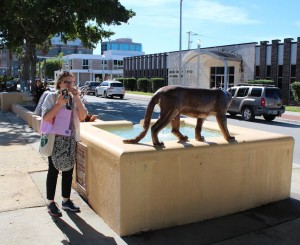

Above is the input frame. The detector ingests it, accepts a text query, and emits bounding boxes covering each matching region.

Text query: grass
[285,106,300,112]
[126,91,153,96]
[126,91,300,113]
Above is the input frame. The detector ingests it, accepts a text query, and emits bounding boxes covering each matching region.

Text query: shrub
[137,78,151,92]
[151,78,165,92]
[118,77,137,91]
[246,79,274,85]
[291,81,300,103]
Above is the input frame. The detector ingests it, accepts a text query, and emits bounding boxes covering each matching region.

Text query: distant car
[227,84,285,121]
[82,81,101,95]
[95,80,125,99]
[5,80,17,91]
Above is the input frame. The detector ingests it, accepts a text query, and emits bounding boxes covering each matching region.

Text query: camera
[61,89,69,100]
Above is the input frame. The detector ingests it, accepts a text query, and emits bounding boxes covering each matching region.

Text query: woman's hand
[70,86,80,97]
[56,93,69,106]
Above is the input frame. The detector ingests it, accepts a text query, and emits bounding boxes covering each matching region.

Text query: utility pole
[179,0,183,84]
[187,31,198,50]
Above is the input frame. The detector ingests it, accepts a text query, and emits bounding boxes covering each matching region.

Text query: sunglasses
[63,80,74,85]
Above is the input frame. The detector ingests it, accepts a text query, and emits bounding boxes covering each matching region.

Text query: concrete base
[0,92,32,112]
[79,119,294,236]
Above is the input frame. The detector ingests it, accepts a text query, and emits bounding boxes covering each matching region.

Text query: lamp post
[89,59,92,81]
[197,39,201,86]
[179,0,183,84]
[102,55,105,81]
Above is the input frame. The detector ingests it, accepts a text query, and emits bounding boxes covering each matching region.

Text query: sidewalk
[0,110,300,244]
[280,110,300,123]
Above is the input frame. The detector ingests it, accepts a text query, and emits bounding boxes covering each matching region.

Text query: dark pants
[46,156,74,200]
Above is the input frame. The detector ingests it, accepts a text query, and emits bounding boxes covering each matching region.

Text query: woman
[34,78,46,104]
[42,71,87,217]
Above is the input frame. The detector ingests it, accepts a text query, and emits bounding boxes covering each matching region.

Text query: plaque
[76,142,87,199]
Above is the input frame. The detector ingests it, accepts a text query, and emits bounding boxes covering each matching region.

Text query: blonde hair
[55,71,75,90]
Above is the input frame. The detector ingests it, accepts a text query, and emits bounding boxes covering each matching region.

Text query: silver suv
[227,84,285,121]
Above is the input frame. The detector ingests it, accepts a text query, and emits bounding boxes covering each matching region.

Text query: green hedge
[116,77,137,91]
[151,78,165,92]
[291,81,300,103]
[246,79,274,84]
[117,77,165,92]
[137,78,151,92]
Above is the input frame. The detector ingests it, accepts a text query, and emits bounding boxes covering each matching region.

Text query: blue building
[101,38,142,54]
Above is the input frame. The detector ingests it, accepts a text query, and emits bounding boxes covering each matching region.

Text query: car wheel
[120,95,124,99]
[241,106,255,121]
[229,112,237,116]
[263,115,276,121]
[95,91,99,97]
[104,91,109,98]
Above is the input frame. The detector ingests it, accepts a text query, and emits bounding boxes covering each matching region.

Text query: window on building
[136,45,142,52]
[210,66,234,88]
[83,59,89,69]
[120,44,129,50]
[102,60,107,70]
[111,44,118,50]
[113,60,123,69]
[130,45,135,51]
[255,66,260,79]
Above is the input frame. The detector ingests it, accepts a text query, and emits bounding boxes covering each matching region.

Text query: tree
[43,58,62,80]
[0,0,135,90]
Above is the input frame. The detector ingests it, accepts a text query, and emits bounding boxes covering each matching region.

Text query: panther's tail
[123,93,160,144]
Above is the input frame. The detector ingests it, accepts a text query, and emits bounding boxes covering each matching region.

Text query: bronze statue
[123,85,235,146]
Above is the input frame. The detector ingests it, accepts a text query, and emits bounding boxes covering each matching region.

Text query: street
[84,94,300,165]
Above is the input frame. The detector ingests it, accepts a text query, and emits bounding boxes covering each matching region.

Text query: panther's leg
[151,110,176,146]
[195,118,205,141]
[171,114,188,141]
[216,114,235,142]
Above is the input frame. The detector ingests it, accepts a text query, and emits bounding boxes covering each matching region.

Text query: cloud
[119,0,261,35]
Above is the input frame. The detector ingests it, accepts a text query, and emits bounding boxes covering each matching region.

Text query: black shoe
[47,202,62,217]
[62,199,80,212]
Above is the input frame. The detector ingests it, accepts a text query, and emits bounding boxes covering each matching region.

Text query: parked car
[95,80,125,99]
[227,84,285,121]
[4,80,17,92]
[82,81,101,95]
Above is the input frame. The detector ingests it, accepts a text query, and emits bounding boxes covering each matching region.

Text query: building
[123,38,300,105]
[101,38,142,55]
[0,35,93,79]
[59,49,144,86]
[36,35,92,57]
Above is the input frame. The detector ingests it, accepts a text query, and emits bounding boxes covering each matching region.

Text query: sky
[93,0,300,55]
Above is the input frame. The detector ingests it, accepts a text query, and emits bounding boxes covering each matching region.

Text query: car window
[90,82,100,86]
[110,83,124,87]
[265,88,282,99]
[228,88,236,96]
[236,88,249,97]
[250,88,262,97]
[101,82,108,86]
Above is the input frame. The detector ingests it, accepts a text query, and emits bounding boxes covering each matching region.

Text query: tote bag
[39,133,55,156]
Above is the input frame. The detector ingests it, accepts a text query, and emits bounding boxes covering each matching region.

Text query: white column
[197,39,201,86]
[224,59,228,90]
